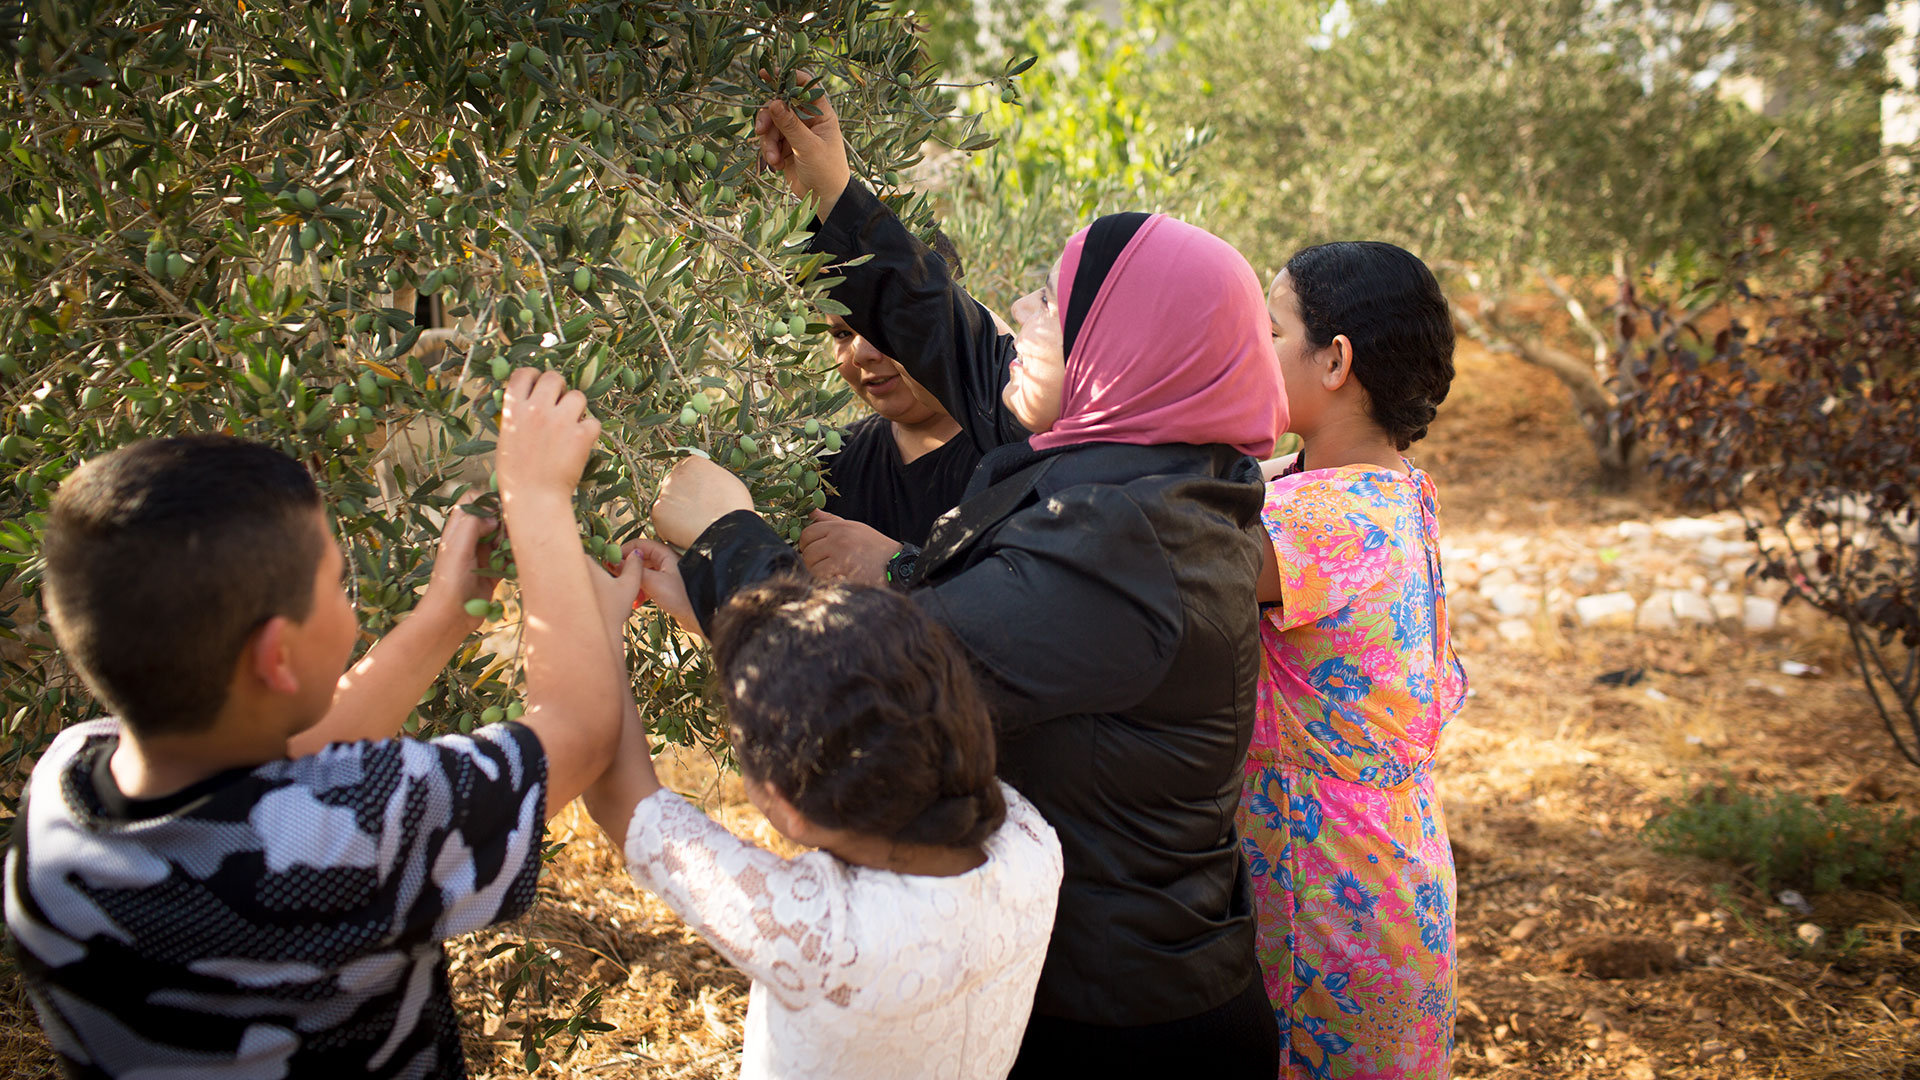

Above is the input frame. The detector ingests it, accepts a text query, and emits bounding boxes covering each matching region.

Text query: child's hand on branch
[630,539,699,636]
[586,548,645,643]
[755,74,851,219]
[416,498,500,634]
[497,368,601,507]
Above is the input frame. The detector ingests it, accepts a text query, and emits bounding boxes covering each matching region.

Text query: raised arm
[290,504,498,756]
[495,368,626,821]
[758,94,1027,453]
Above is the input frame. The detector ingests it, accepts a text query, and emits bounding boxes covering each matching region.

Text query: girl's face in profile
[1268,270,1325,436]
[1003,256,1067,433]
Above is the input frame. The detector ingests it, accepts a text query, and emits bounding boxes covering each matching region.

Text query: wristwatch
[884,544,922,589]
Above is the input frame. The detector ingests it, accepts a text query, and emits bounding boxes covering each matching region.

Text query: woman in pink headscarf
[638,90,1289,1076]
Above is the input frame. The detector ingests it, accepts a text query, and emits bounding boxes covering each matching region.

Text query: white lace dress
[623,781,1062,1080]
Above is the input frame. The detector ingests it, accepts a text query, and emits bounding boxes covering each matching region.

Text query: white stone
[1744,596,1781,633]
[1638,592,1678,631]
[1497,619,1535,643]
[1490,585,1539,617]
[1710,593,1744,622]
[1449,562,1482,590]
[1567,563,1601,586]
[1618,521,1654,542]
[1577,592,1639,628]
[1673,591,1716,624]
[1478,566,1520,593]
[1656,516,1736,541]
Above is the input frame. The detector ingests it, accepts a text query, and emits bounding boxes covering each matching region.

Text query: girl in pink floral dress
[1243,241,1468,1080]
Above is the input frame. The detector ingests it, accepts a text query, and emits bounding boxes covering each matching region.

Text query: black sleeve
[810,181,1030,455]
[910,486,1184,738]
[677,510,805,635]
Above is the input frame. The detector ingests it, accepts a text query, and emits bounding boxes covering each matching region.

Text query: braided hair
[1283,241,1456,451]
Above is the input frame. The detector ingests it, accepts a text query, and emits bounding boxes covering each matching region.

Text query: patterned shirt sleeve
[622,789,852,1009]
[277,720,550,945]
[1263,476,1405,632]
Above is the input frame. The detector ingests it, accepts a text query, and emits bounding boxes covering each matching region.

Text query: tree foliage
[0,0,995,820]
[0,0,1010,1066]
[918,0,1211,313]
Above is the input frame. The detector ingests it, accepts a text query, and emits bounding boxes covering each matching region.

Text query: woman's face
[1268,270,1325,435]
[826,315,946,427]
[1003,256,1067,433]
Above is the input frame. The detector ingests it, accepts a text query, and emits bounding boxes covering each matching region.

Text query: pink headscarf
[1027,215,1288,458]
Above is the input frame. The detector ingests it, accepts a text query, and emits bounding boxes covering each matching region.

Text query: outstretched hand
[497,368,601,506]
[630,538,699,636]
[586,548,645,643]
[754,75,851,220]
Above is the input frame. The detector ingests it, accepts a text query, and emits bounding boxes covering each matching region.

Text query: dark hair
[710,577,1004,850]
[43,436,325,737]
[1283,241,1456,451]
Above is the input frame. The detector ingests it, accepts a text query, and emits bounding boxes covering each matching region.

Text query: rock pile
[1441,512,1797,646]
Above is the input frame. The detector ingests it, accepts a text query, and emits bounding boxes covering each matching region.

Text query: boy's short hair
[43,436,325,737]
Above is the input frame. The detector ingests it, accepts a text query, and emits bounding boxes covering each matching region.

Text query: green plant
[1646,783,1920,904]
[1629,248,1920,767]
[931,0,1211,314]
[0,0,1006,1068]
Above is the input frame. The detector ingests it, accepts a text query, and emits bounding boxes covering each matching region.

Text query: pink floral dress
[1239,462,1468,1080]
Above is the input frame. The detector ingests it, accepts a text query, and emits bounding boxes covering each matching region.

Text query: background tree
[1166,0,1897,483]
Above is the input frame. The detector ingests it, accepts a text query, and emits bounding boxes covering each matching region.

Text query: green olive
[165,253,187,280]
[464,598,490,618]
[331,383,354,404]
[481,705,505,725]
[508,41,527,63]
[296,187,319,211]
[490,356,510,381]
[803,418,820,436]
[679,406,699,426]
[353,312,375,332]
[825,429,842,452]
[300,224,320,250]
[573,265,594,293]
[689,394,711,415]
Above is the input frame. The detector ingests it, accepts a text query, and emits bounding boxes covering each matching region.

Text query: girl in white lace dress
[583,577,1063,1080]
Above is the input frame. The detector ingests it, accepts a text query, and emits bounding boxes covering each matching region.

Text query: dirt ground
[3,341,1917,1078]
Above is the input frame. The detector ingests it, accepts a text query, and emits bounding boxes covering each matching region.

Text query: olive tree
[0,0,1011,820]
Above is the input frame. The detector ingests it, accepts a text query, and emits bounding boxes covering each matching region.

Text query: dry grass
[3,341,1916,1078]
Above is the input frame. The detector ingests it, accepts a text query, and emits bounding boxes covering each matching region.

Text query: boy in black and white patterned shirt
[6,369,638,1078]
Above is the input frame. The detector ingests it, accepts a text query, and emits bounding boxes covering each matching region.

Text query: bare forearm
[292,609,470,756]
[582,687,663,854]
[507,491,624,816]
